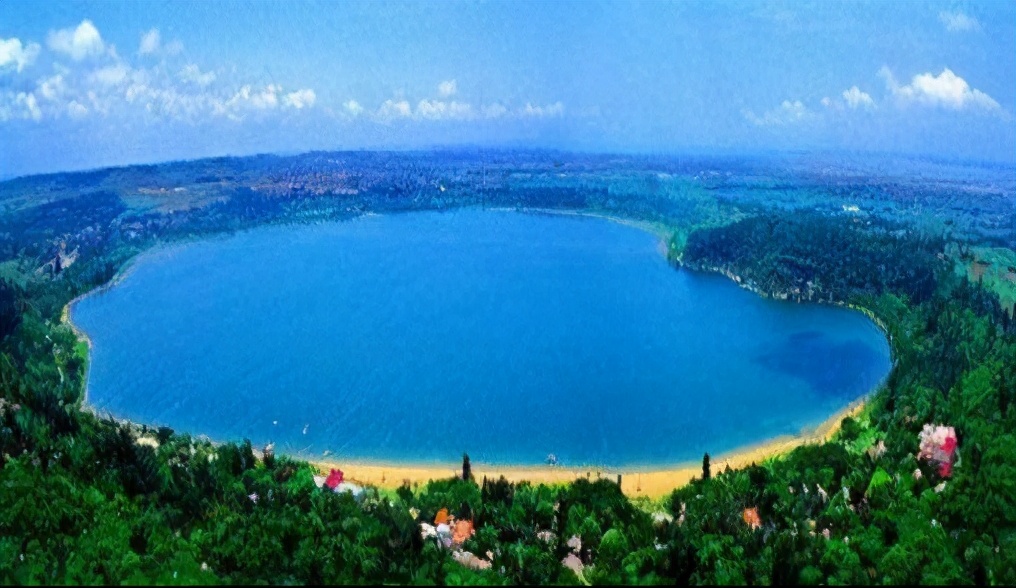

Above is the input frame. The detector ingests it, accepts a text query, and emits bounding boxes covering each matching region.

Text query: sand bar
[313,399,866,499]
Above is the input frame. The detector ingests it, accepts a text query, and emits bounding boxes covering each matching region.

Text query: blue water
[72,210,891,468]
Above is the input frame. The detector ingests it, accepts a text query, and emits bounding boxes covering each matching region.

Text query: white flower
[566,535,582,552]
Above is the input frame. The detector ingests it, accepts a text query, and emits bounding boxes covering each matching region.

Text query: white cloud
[208,84,317,120]
[139,28,183,56]
[283,88,316,109]
[744,100,813,126]
[48,20,105,61]
[90,64,130,86]
[0,91,43,121]
[880,66,1001,111]
[842,86,874,109]
[38,74,65,100]
[178,64,216,87]
[438,79,457,98]
[66,100,88,119]
[250,85,279,109]
[16,92,42,121]
[939,10,980,32]
[139,28,160,55]
[369,97,564,122]
[2,26,552,130]
[520,101,564,117]
[344,99,363,116]
[0,37,41,72]
[376,99,412,120]
[221,84,280,113]
[416,99,472,120]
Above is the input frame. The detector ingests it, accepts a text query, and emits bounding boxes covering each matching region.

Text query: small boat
[546,453,558,466]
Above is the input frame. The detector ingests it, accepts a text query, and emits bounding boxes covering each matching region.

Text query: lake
[71,209,892,468]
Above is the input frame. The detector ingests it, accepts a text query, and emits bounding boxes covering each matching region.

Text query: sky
[1,0,1014,177]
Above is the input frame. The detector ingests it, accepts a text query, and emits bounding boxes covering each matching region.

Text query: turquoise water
[72,210,891,468]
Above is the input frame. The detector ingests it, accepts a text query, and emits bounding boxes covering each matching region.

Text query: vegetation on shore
[1,151,1014,584]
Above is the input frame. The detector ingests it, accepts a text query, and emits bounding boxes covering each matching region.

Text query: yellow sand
[313,400,866,499]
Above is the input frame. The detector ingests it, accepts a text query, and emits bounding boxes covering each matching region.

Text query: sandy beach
[313,399,866,499]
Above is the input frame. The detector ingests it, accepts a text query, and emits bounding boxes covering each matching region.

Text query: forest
[1,151,1015,584]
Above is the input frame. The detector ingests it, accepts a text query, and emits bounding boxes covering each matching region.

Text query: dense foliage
[1,151,1015,584]
[682,213,945,304]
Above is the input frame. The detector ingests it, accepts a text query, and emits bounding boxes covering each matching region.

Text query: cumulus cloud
[520,101,564,117]
[90,64,130,86]
[3,26,560,131]
[47,20,105,61]
[416,98,472,120]
[842,86,874,109]
[231,84,278,111]
[370,94,562,122]
[880,66,1001,111]
[376,99,412,120]
[139,28,160,55]
[178,64,216,87]
[139,28,183,56]
[344,99,363,116]
[0,37,41,72]
[438,79,457,98]
[939,10,980,32]
[38,74,65,101]
[66,100,88,119]
[744,100,813,126]
[2,92,44,121]
[283,88,316,109]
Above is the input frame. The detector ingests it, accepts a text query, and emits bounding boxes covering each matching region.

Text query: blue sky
[1,0,1014,176]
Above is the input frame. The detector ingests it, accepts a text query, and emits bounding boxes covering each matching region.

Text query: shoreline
[312,398,866,499]
[490,206,674,240]
[62,207,880,498]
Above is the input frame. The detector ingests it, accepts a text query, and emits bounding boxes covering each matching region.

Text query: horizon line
[3,144,1015,184]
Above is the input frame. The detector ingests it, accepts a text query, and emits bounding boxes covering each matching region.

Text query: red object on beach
[325,468,344,489]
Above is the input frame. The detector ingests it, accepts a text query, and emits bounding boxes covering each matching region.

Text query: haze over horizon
[2,0,1014,177]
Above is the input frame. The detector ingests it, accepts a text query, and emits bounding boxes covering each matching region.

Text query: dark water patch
[753,331,888,401]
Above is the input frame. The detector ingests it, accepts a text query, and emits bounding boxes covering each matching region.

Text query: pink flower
[938,462,953,478]
[325,468,344,489]
[562,553,584,575]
